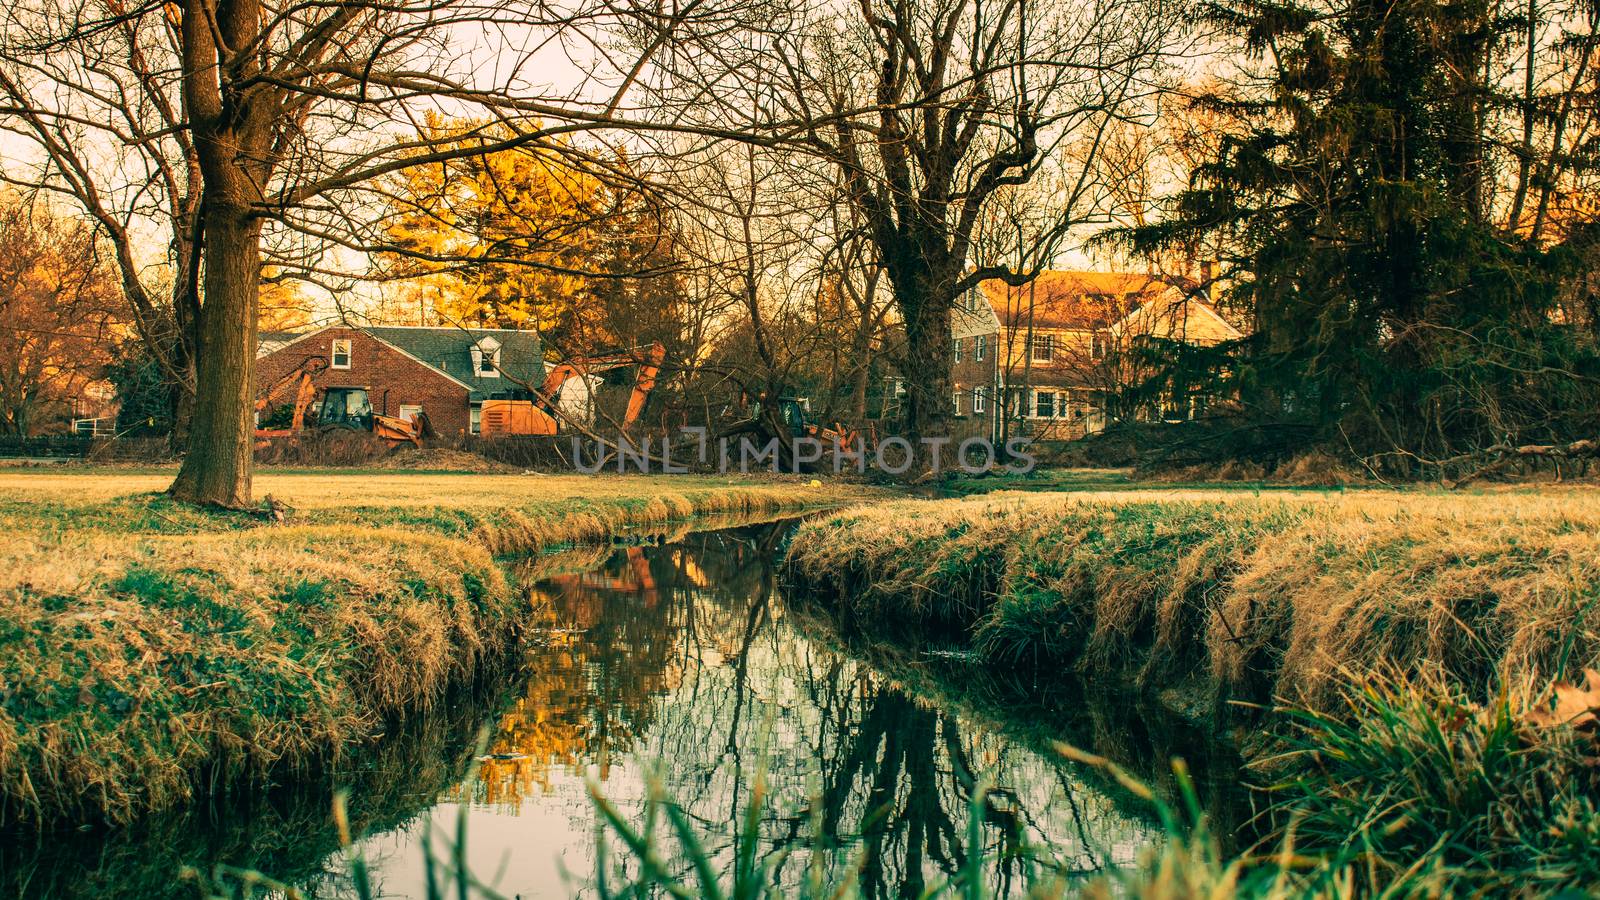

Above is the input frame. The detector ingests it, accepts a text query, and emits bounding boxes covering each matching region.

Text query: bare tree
[0,0,711,505]
[642,0,1183,460]
[0,0,204,435]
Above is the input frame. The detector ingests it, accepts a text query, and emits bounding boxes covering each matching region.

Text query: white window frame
[330,338,352,370]
[953,338,962,363]
[469,402,482,434]
[973,386,987,413]
[470,339,501,378]
[1034,389,1057,419]
[398,404,423,422]
[1030,334,1054,363]
[975,334,987,361]
[952,387,963,415]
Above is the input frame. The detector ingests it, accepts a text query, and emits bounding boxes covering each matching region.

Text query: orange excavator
[480,343,664,437]
[254,356,429,448]
[255,357,328,436]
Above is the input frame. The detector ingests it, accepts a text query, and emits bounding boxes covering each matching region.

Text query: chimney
[1199,259,1216,300]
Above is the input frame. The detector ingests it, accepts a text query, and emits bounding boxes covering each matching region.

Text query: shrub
[1267,671,1600,897]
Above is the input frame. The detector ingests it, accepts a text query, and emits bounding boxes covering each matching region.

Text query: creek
[0,516,1246,899]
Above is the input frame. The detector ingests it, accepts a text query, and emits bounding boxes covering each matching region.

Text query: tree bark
[166,0,269,507]
[168,206,260,507]
[896,269,954,460]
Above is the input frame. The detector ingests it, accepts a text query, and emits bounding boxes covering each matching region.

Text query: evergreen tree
[1131,0,1600,470]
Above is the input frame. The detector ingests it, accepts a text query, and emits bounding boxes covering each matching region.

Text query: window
[1091,331,1108,359]
[973,386,987,413]
[1034,390,1057,419]
[953,338,962,363]
[1005,386,1026,419]
[963,288,978,312]
[398,404,423,422]
[952,387,963,415]
[470,338,501,378]
[1030,334,1054,362]
[469,402,482,434]
[330,338,351,369]
[975,334,987,361]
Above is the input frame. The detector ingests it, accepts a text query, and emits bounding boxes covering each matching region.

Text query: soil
[374,448,521,473]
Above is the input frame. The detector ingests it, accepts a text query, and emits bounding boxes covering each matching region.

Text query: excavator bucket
[372,411,429,448]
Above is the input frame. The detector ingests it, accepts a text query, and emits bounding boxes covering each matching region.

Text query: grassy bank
[785,488,1600,717]
[783,490,1600,896]
[0,470,873,829]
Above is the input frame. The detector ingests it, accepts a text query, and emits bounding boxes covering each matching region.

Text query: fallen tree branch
[1443,437,1600,488]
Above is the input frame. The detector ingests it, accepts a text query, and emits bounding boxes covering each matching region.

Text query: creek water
[1,516,1245,899]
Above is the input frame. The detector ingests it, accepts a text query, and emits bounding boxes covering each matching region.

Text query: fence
[71,417,116,437]
[0,434,94,458]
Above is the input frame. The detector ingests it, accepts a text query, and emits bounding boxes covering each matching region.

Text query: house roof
[977,271,1186,330]
[364,326,543,398]
[258,330,303,357]
[256,324,544,399]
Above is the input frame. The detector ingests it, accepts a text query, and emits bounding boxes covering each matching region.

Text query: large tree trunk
[168,206,260,507]
[167,0,268,508]
[895,267,954,464]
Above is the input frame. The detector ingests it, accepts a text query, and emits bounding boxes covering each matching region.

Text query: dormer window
[331,338,351,369]
[470,337,501,378]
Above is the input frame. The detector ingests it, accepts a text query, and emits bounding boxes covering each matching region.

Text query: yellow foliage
[258,269,316,332]
[375,116,641,341]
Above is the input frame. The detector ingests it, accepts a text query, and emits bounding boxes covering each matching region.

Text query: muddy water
[1,518,1245,899]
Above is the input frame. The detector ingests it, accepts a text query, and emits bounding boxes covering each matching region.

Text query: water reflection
[332,522,1201,898]
[0,518,1241,900]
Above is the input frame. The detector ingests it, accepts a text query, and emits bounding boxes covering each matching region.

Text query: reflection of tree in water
[471,546,688,806]
[457,522,1172,897]
[603,525,1157,898]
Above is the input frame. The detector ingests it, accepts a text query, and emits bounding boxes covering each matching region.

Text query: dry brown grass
[786,487,1600,717]
[0,470,877,828]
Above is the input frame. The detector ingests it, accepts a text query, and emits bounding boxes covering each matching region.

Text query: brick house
[950,271,1242,440]
[255,325,543,438]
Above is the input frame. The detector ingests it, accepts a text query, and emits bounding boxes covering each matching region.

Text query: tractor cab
[775,396,810,437]
[750,395,810,437]
[315,387,374,431]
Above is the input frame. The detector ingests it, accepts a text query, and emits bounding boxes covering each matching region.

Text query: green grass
[786,489,1600,717]
[0,470,881,829]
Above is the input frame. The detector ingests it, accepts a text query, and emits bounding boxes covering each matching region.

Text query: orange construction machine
[480,343,664,437]
[254,357,430,448]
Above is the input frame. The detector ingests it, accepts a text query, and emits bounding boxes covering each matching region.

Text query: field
[0,468,876,829]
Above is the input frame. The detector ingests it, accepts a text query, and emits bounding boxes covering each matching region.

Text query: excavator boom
[255,357,329,420]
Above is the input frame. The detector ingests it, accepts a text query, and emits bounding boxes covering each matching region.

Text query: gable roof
[256,324,544,398]
[1112,291,1244,342]
[258,330,303,358]
[977,271,1186,331]
[364,326,543,397]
